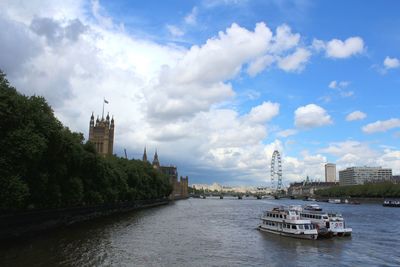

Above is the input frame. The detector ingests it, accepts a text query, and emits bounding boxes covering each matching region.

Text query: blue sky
[1,0,399,186]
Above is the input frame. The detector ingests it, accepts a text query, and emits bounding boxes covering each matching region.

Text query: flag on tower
[104,99,109,104]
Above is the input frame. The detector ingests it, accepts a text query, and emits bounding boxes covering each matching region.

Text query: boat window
[284,215,287,219]
[317,216,321,219]
[304,225,309,230]
[280,215,283,218]
[292,225,296,229]
[298,225,304,230]
[323,216,328,219]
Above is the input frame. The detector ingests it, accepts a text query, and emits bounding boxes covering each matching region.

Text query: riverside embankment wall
[0,199,170,240]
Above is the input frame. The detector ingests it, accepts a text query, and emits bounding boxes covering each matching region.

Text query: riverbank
[316,197,384,204]
[0,199,171,241]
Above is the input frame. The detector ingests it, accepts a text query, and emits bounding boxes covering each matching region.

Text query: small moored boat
[328,199,341,204]
[303,204,322,211]
[383,199,400,207]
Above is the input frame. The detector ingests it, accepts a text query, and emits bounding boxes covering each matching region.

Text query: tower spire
[142,146,148,162]
[152,149,160,169]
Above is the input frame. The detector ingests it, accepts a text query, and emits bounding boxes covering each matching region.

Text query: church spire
[142,147,148,162]
[152,149,160,169]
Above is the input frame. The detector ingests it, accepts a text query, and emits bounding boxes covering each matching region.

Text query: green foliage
[315,182,400,198]
[0,175,29,209]
[0,71,171,210]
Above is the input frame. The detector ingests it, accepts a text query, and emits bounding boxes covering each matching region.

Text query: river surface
[1,198,399,266]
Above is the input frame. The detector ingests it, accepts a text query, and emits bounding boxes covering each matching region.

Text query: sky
[1,0,400,186]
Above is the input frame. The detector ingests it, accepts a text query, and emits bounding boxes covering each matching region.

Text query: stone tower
[152,150,160,169]
[142,147,148,162]
[180,176,189,198]
[89,112,114,156]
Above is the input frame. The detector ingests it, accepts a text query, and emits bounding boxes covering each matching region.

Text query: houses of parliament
[88,113,188,199]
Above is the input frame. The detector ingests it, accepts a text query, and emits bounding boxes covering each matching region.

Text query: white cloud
[146,22,277,121]
[346,111,366,121]
[329,80,349,89]
[377,149,400,174]
[277,47,311,72]
[294,104,332,129]
[91,0,113,28]
[313,37,364,58]
[246,101,280,123]
[277,129,298,138]
[184,7,198,25]
[270,24,300,54]
[383,56,400,69]
[327,80,353,98]
[362,118,400,134]
[247,54,275,76]
[246,24,310,75]
[340,91,354,97]
[166,24,184,37]
[328,80,337,89]
[148,22,313,120]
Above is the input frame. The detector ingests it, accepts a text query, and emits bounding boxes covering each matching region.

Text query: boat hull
[331,228,352,237]
[258,225,318,240]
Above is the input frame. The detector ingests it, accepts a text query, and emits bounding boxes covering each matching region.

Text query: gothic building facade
[142,148,188,199]
[89,113,114,156]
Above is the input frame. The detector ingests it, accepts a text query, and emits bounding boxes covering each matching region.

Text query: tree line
[315,182,400,198]
[0,71,172,211]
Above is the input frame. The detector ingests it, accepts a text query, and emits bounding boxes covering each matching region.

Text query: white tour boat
[258,207,318,240]
[299,209,352,237]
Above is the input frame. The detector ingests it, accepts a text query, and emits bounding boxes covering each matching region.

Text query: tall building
[325,163,336,182]
[339,166,392,186]
[89,112,114,156]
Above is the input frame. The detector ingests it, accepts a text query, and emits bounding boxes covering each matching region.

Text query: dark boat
[383,199,400,207]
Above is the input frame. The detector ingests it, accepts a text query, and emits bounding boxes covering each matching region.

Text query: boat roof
[300,210,328,215]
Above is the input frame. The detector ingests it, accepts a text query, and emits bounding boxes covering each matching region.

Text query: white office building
[339,166,392,186]
[325,163,337,182]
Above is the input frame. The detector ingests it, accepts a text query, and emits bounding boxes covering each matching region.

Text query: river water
[1,198,399,266]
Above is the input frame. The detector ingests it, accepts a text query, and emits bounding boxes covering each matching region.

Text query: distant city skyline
[1,1,399,185]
